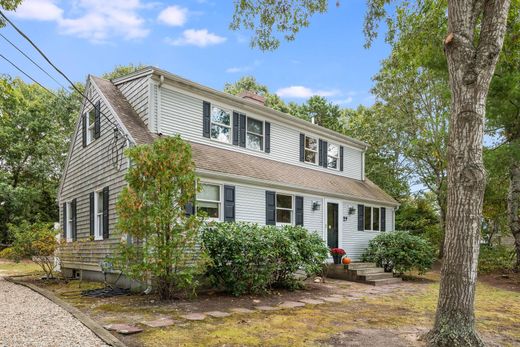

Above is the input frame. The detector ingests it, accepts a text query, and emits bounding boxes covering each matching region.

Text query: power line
[0,32,68,90]
[0,53,57,96]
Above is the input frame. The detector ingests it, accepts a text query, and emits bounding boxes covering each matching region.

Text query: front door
[327,202,339,248]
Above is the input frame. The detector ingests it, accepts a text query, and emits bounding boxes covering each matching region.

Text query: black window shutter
[232,112,239,145]
[318,139,323,166]
[94,101,101,139]
[357,204,365,231]
[322,140,328,168]
[203,101,211,138]
[82,114,87,148]
[299,133,305,162]
[295,196,304,226]
[102,186,109,239]
[265,122,271,153]
[89,192,95,237]
[239,114,246,147]
[185,202,194,216]
[71,198,77,241]
[62,203,67,239]
[224,185,235,222]
[381,207,386,232]
[266,191,276,225]
[340,146,344,171]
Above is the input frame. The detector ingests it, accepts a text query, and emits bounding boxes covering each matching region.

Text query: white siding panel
[386,207,394,231]
[235,185,266,225]
[304,196,323,236]
[341,201,375,261]
[159,86,363,180]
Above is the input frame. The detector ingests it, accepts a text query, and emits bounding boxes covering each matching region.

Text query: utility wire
[0,10,122,132]
[0,32,68,90]
[0,53,57,96]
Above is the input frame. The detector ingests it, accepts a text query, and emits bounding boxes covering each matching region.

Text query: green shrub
[362,231,435,275]
[478,245,514,274]
[202,223,329,296]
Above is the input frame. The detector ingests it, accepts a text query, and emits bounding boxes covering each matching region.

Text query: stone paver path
[0,277,108,347]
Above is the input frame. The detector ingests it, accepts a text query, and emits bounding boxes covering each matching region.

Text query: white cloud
[226,66,249,73]
[276,86,340,98]
[157,5,187,26]
[11,0,63,21]
[9,0,150,43]
[165,29,226,47]
[333,97,353,105]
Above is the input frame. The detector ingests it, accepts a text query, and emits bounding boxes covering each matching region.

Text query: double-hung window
[304,136,318,164]
[66,202,73,242]
[246,117,263,151]
[364,206,380,232]
[87,108,96,145]
[327,143,340,169]
[210,106,231,144]
[276,193,293,225]
[95,191,104,240]
[196,184,221,220]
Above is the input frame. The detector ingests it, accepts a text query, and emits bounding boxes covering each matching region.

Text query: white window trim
[196,183,222,221]
[327,142,340,170]
[245,116,264,152]
[66,201,73,242]
[275,193,294,226]
[94,190,103,241]
[364,205,381,232]
[304,135,318,165]
[210,105,232,144]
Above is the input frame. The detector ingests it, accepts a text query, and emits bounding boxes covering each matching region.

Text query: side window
[304,136,318,164]
[364,206,380,231]
[246,117,263,151]
[327,143,339,169]
[95,190,103,240]
[210,106,231,143]
[87,108,96,144]
[196,184,221,220]
[276,193,293,225]
[66,202,72,242]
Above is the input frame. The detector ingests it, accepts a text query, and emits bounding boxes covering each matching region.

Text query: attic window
[87,108,96,144]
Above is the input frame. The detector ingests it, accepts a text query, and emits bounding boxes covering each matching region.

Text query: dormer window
[327,143,339,169]
[246,117,263,151]
[304,136,318,164]
[210,106,231,143]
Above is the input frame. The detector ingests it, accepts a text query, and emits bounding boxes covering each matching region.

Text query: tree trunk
[426,1,510,346]
[508,161,520,270]
[437,193,447,259]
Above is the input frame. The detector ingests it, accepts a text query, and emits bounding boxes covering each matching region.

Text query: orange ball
[342,257,352,265]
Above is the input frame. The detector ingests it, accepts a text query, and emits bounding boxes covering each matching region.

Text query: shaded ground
[2,259,519,347]
[479,271,520,292]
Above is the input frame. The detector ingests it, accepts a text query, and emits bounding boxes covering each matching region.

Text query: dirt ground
[479,271,520,292]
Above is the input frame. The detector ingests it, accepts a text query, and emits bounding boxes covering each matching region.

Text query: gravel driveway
[0,277,108,347]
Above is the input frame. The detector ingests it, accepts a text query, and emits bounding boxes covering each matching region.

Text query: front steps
[326,262,402,286]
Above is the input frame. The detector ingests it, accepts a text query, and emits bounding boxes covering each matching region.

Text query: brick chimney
[237,91,266,106]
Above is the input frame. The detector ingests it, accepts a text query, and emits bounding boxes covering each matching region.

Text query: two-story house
[57,67,398,282]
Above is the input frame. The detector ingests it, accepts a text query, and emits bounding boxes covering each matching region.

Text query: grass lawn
[17,269,519,347]
[0,258,42,276]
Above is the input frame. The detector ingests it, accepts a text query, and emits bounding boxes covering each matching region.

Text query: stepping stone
[320,296,343,303]
[104,324,143,335]
[230,308,255,314]
[181,313,207,321]
[142,318,177,328]
[299,298,325,305]
[254,305,280,311]
[279,301,306,309]
[205,311,231,318]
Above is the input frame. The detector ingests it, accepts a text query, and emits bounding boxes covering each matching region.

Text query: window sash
[327,143,339,169]
[94,192,103,240]
[275,194,293,224]
[304,136,318,164]
[66,203,72,241]
[196,184,221,220]
[363,206,381,232]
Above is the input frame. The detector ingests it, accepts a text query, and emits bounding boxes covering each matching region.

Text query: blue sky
[1,0,391,108]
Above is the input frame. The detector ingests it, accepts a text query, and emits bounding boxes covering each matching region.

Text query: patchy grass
[0,259,42,276]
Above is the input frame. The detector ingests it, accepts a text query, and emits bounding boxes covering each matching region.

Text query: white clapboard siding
[235,185,266,225]
[304,195,324,236]
[59,79,129,265]
[158,85,363,180]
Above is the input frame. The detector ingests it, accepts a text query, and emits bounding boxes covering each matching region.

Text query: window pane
[305,137,317,151]
[276,209,292,224]
[364,206,372,230]
[211,107,230,125]
[246,133,263,151]
[328,143,339,157]
[373,208,380,231]
[197,184,220,201]
[97,192,103,213]
[304,150,316,163]
[198,201,219,218]
[327,157,338,169]
[247,118,263,135]
[210,124,231,143]
[276,194,292,209]
[89,109,95,125]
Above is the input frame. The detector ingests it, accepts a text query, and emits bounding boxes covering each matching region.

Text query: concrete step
[366,277,402,286]
[352,267,385,275]
[346,262,377,270]
[358,272,395,281]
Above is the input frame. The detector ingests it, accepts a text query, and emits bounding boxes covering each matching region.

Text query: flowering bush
[330,248,346,256]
